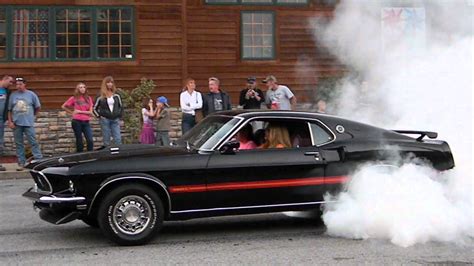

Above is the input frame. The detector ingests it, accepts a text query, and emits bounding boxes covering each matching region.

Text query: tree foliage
[119,78,156,143]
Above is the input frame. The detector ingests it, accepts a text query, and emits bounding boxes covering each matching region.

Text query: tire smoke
[309,0,473,247]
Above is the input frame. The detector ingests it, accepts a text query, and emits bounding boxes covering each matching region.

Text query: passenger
[261,124,291,149]
[253,128,266,148]
[236,124,256,150]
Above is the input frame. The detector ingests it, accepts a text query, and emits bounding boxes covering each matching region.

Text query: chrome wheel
[112,195,151,235]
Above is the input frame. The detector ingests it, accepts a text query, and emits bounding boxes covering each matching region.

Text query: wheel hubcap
[112,195,151,235]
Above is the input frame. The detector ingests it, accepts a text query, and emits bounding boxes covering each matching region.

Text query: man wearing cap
[0,75,14,171]
[263,75,297,110]
[239,76,264,109]
[202,77,231,117]
[7,77,43,169]
[155,96,171,146]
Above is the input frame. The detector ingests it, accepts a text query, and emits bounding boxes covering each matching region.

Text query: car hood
[27,144,194,172]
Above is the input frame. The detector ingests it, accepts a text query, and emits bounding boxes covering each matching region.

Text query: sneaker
[16,164,25,171]
[0,165,6,171]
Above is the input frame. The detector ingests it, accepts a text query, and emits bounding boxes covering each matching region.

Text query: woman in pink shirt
[236,124,257,150]
[62,82,94,152]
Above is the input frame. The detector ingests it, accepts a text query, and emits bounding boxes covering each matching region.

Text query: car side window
[310,122,334,146]
[237,119,313,150]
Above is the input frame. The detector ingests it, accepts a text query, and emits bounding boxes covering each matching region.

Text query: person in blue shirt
[0,75,14,171]
[7,77,42,170]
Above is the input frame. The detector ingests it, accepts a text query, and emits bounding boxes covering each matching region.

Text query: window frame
[215,116,336,151]
[240,10,276,61]
[0,5,135,62]
[205,0,309,6]
[0,7,8,61]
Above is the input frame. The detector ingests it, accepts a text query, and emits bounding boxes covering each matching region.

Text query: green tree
[119,78,156,144]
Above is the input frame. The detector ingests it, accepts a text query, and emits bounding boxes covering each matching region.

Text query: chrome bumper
[22,187,85,204]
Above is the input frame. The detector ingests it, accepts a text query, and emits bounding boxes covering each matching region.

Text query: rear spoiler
[393,130,438,141]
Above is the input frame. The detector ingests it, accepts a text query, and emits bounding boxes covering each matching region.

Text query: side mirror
[219,140,240,155]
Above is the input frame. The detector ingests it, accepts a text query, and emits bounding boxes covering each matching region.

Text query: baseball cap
[247,76,256,83]
[157,96,170,107]
[15,77,26,83]
[262,75,277,83]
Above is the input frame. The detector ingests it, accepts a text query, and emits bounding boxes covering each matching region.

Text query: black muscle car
[22,110,455,245]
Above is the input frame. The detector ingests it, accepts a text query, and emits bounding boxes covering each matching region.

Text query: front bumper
[23,187,87,225]
[23,187,86,204]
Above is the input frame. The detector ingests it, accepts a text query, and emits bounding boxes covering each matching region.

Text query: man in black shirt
[202,77,232,117]
[239,76,264,109]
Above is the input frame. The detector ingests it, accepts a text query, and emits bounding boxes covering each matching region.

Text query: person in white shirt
[180,78,202,134]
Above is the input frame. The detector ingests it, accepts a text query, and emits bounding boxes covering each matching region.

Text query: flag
[14,9,49,59]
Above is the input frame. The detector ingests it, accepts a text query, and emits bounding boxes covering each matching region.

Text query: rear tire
[98,183,164,246]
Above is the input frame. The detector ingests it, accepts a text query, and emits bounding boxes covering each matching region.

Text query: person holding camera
[239,76,264,109]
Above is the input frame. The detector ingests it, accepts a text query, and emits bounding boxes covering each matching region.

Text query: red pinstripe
[169,176,348,194]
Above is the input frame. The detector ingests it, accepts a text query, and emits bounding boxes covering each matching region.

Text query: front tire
[98,183,164,246]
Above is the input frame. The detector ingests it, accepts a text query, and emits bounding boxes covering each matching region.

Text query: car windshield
[178,115,242,151]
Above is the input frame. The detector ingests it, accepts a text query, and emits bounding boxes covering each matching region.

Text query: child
[155,96,170,146]
[139,97,156,144]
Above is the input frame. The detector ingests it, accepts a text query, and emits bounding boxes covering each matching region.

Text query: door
[205,118,328,210]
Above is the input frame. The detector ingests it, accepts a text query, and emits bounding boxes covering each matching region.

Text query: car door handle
[304,151,322,161]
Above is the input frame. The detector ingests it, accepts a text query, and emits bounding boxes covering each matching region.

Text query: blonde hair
[74,82,88,100]
[262,124,291,149]
[100,76,116,98]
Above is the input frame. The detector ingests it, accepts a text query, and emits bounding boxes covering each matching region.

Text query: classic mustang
[23,110,455,245]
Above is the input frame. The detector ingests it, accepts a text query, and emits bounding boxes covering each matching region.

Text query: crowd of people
[0,73,303,170]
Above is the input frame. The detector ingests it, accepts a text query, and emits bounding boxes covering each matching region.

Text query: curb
[0,171,31,180]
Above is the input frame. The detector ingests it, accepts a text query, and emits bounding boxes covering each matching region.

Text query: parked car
[22,110,455,245]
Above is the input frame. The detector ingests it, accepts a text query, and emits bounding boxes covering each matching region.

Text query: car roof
[215,109,325,118]
[214,109,348,125]
[213,109,412,141]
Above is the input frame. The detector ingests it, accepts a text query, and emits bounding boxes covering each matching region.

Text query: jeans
[181,113,195,135]
[100,117,122,146]
[13,126,43,165]
[0,118,4,156]
[155,131,170,146]
[72,119,93,152]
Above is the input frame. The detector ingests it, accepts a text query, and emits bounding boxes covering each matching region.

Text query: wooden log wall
[0,0,344,109]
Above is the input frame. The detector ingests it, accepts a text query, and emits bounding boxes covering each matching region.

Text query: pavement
[0,163,31,180]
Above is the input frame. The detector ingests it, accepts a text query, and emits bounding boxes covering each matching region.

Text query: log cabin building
[0,0,344,155]
[0,0,343,109]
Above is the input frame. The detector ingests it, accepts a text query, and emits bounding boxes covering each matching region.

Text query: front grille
[31,171,52,193]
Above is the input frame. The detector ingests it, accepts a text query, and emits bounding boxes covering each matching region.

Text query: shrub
[119,78,156,143]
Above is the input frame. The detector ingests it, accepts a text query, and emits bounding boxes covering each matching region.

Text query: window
[206,0,238,3]
[241,11,274,60]
[242,0,273,3]
[276,0,308,3]
[13,8,49,59]
[310,122,334,146]
[0,8,6,59]
[56,9,91,59]
[206,0,308,4]
[97,8,132,59]
[239,118,314,149]
[0,6,134,61]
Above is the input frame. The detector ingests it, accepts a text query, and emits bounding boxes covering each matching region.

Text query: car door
[205,118,328,210]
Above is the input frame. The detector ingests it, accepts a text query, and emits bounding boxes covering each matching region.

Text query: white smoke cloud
[309,0,473,247]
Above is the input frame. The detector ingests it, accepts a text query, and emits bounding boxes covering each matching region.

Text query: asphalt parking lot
[1,178,472,265]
